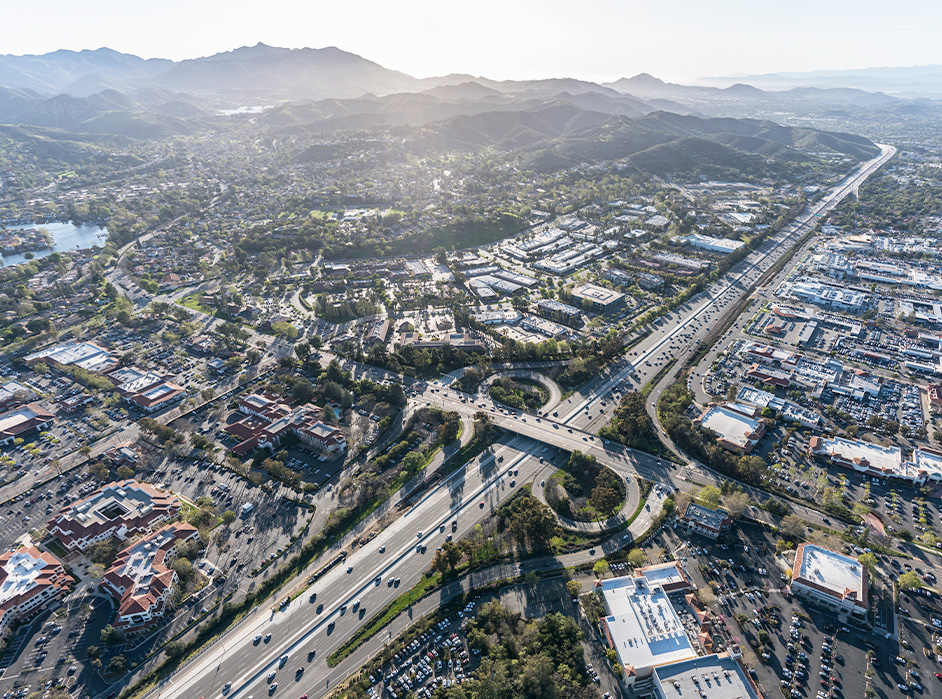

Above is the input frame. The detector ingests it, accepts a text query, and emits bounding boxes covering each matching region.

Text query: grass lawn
[179,293,214,315]
[44,538,70,560]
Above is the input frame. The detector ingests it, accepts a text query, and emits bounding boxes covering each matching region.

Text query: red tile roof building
[745,363,792,388]
[0,546,72,639]
[0,402,54,445]
[48,480,180,552]
[790,543,868,620]
[103,522,200,633]
[227,394,346,457]
[928,384,942,414]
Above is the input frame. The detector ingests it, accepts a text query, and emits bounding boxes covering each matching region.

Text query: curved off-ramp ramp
[530,466,643,534]
[483,369,563,415]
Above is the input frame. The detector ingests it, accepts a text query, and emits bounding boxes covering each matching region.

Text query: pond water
[217,105,273,116]
[0,222,109,266]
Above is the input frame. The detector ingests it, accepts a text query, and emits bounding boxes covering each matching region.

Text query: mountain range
[0,43,936,144]
[696,64,942,98]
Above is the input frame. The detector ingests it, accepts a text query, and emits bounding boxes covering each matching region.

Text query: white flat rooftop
[639,562,690,590]
[795,544,864,601]
[599,576,696,676]
[698,406,762,449]
[816,436,902,473]
[653,654,759,699]
[0,549,53,605]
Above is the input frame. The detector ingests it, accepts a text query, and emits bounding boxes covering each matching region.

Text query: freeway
[140,145,895,699]
[153,432,563,699]
[556,143,896,436]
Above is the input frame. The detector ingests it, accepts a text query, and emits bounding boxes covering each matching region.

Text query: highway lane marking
[156,144,897,699]
[165,439,543,699]
[554,146,894,425]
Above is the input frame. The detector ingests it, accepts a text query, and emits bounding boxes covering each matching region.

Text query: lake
[217,105,273,116]
[0,222,109,266]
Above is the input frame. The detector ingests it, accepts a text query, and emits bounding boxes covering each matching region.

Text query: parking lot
[0,595,113,698]
[630,519,916,699]
[141,452,312,587]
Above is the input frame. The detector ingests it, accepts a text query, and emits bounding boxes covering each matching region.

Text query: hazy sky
[5,0,942,82]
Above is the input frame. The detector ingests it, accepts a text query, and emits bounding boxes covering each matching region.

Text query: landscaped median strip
[326,570,443,667]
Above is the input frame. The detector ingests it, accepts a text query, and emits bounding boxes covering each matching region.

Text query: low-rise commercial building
[228,395,346,457]
[680,503,733,540]
[0,403,54,445]
[536,299,582,326]
[571,283,625,313]
[104,522,200,634]
[680,233,745,254]
[694,404,766,454]
[790,543,867,620]
[785,281,869,314]
[519,315,568,339]
[808,436,902,479]
[49,480,181,551]
[400,332,486,353]
[25,341,118,373]
[597,575,697,685]
[652,653,761,699]
[637,562,695,593]
[745,363,792,388]
[0,546,72,639]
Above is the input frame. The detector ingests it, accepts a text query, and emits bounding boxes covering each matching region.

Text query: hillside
[403,106,881,176]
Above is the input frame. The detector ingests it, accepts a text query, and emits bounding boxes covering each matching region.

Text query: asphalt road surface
[135,145,896,699]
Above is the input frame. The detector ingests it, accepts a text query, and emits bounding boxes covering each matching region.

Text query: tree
[898,571,922,590]
[724,491,751,519]
[858,552,877,575]
[590,483,621,517]
[565,579,582,598]
[402,451,424,475]
[473,412,493,442]
[593,560,610,578]
[173,558,193,581]
[116,465,134,480]
[88,461,110,480]
[697,485,722,509]
[567,450,598,475]
[100,625,125,646]
[222,510,237,524]
[627,548,647,568]
[294,341,311,362]
[504,497,558,549]
[780,515,805,541]
[271,321,299,340]
[164,640,186,659]
[108,655,126,673]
